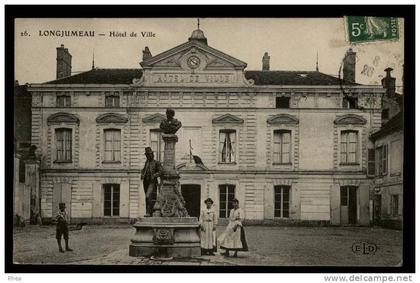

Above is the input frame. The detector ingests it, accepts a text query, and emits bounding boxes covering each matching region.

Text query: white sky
[15,17,404,89]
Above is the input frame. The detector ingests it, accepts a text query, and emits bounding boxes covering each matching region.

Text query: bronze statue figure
[160,109,182,135]
[141,147,163,216]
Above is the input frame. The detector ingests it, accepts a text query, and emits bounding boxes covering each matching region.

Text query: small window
[340,130,359,164]
[276,97,290,109]
[55,128,72,162]
[342,97,358,109]
[104,129,121,162]
[104,184,120,217]
[56,95,71,107]
[391,194,399,217]
[219,184,235,218]
[105,95,120,107]
[150,129,164,162]
[274,185,290,218]
[219,129,236,163]
[376,145,388,176]
[381,109,389,120]
[367,148,376,176]
[273,130,292,164]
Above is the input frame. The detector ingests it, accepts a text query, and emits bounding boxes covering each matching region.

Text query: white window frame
[340,130,359,165]
[56,95,71,107]
[54,128,73,163]
[105,95,120,107]
[218,184,235,218]
[103,129,121,162]
[274,185,290,218]
[149,129,164,162]
[103,184,120,217]
[273,130,292,165]
[219,129,237,164]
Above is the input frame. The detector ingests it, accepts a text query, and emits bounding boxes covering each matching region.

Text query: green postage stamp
[345,16,399,43]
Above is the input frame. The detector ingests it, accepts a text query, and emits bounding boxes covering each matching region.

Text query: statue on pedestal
[141,147,163,216]
[160,108,182,134]
[130,108,201,258]
[150,108,188,217]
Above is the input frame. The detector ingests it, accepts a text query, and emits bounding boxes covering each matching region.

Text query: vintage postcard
[8,8,412,272]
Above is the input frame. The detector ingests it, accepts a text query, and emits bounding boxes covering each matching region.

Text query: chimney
[262,52,270,71]
[56,44,72,79]
[142,46,152,61]
[381,67,396,97]
[343,48,356,84]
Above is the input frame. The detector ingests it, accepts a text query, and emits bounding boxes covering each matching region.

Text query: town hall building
[27,28,385,225]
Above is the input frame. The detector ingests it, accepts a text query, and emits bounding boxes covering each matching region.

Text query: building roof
[370,111,404,140]
[245,70,357,86]
[44,68,352,86]
[45,69,143,85]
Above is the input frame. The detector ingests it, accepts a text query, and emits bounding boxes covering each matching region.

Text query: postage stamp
[345,16,399,43]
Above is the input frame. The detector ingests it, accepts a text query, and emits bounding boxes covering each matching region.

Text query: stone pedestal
[129,217,201,258]
[152,134,188,217]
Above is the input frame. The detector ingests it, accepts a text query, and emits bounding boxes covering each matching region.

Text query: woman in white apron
[199,198,218,255]
[218,198,248,257]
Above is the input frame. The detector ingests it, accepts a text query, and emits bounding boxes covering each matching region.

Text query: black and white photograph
[4,5,415,276]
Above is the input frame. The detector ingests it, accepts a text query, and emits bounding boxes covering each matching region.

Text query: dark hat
[232,198,239,203]
[204,198,214,204]
[166,108,175,115]
[145,147,153,154]
[59,202,66,208]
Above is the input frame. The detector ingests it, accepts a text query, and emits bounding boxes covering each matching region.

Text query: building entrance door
[340,186,358,225]
[181,184,201,218]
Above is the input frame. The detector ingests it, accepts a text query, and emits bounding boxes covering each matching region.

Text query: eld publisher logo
[352,241,378,255]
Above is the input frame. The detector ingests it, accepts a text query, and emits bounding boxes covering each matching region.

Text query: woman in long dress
[218,198,248,257]
[199,198,218,255]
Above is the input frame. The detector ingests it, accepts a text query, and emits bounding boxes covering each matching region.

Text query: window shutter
[382,144,388,175]
[367,148,375,176]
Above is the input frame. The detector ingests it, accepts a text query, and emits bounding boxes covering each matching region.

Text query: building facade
[370,69,403,229]
[371,112,403,229]
[27,30,385,225]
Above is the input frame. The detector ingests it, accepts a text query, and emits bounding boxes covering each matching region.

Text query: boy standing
[56,203,73,253]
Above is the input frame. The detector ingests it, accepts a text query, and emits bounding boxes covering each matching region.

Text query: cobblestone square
[13,225,402,266]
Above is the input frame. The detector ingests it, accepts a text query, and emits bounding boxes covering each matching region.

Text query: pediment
[96,113,128,124]
[142,113,166,124]
[267,114,299,125]
[141,40,247,70]
[212,114,244,124]
[47,112,79,125]
[334,114,367,125]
